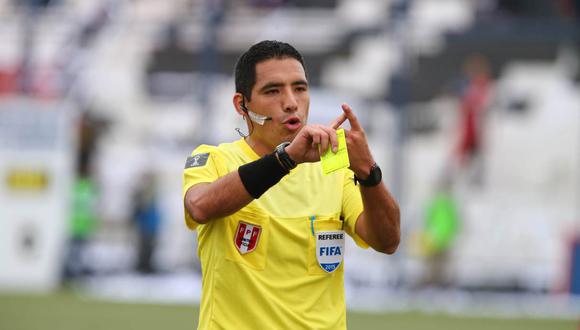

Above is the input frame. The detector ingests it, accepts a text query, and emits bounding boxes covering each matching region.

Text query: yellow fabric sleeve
[341,169,369,249]
[182,144,225,230]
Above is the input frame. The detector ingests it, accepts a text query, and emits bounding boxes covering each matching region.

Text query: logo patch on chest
[315,230,345,273]
[234,221,262,254]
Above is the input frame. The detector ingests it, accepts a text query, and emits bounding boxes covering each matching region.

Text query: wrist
[275,142,297,171]
[353,161,376,180]
[354,162,382,187]
[284,143,301,165]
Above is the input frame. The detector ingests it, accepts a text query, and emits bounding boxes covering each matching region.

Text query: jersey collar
[237,138,261,161]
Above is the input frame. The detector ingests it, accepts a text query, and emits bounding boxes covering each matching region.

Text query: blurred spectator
[409,176,461,287]
[419,177,461,287]
[454,54,492,186]
[63,113,104,280]
[132,172,162,274]
[63,176,98,280]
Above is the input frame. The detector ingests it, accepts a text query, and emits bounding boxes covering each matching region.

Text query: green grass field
[0,291,576,330]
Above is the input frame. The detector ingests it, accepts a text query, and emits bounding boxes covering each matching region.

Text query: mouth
[283,116,302,131]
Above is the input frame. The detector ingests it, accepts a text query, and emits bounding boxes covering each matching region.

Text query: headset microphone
[241,104,272,126]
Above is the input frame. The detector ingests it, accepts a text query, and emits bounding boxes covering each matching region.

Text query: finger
[342,128,352,146]
[317,128,330,154]
[342,103,362,131]
[311,131,321,148]
[320,125,338,153]
[330,113,347,129]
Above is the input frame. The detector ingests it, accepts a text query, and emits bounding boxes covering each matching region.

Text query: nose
[282,89,298,113]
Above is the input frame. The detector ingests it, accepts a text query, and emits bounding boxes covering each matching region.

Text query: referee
[183,40,400,329]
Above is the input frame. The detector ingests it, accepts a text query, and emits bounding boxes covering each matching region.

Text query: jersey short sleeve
[182,144,226,230]
[341,169,369,249]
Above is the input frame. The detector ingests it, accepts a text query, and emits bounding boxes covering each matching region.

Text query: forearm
[185,171,253,224]
[359,183,401,254]
[185,152,291,224]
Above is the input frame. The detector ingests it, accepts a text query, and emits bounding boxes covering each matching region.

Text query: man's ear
[233,93,246,116]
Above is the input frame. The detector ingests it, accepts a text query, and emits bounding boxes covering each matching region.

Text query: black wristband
[238,153,288,199]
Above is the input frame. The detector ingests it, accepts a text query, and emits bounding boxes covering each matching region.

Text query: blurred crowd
[0,0,579,302]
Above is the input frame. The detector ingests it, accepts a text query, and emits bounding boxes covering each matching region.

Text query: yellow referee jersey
[183,138,368,330]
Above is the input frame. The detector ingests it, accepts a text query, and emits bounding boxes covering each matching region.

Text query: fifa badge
[315,231,345,273]
[234,221,261,254]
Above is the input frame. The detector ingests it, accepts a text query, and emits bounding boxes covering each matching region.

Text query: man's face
[245,57,309,149]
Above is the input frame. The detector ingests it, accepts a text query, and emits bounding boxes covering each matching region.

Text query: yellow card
[320,128,350,174]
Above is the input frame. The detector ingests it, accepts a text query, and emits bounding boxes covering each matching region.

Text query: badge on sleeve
[185,153,209,169]
[234,221,262,254]
[316,231,345,273]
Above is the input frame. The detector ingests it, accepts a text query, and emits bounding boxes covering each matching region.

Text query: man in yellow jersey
[183,40,400,329]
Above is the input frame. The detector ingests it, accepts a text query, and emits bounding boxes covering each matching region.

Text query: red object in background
[0,64,60,99]
[455,54,492,167]
[0,67,19,96]
[457,75,490,164]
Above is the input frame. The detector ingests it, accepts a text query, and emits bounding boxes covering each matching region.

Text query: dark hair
[234,40,306,101]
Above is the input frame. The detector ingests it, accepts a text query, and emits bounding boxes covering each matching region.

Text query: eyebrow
[258,79,309,93]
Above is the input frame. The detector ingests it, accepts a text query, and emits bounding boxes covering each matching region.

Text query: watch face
[275,141,296,170]
[276,142,290,152]
[371,165,382,181]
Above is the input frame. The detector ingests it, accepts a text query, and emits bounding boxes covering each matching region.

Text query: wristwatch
[275,142,297,171]
[354,163,382,187]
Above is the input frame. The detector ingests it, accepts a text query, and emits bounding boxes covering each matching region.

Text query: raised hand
[331,104,375,178]
[286,124,339,164]
[285,103,375,176]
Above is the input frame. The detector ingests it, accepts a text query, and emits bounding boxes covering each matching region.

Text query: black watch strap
[354,163,382,187]
[275,142,297,171]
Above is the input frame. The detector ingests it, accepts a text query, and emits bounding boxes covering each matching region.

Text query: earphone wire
[235,99,254,137]
[235,127,248,138]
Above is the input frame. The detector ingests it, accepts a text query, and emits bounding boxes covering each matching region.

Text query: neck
[245,135,275,157]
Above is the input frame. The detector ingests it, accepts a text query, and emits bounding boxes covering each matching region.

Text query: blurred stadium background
[0,0,579,329]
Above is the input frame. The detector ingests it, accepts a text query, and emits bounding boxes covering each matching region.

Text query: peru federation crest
[315,230,345,273]
[234,221,262,254]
